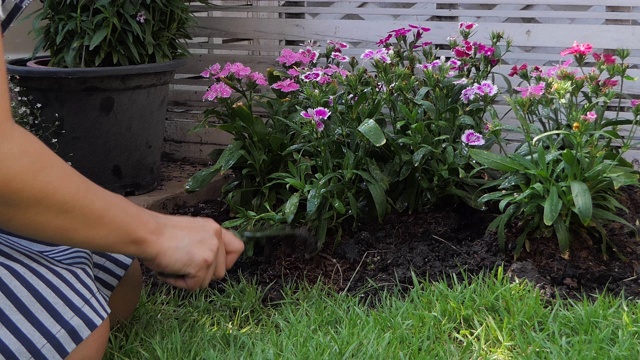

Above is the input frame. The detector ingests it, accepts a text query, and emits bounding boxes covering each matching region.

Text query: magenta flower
[301,107,331,131]
[271,79,300,92]
[361,49,391,63]
[459,22,477,31]
[389,27,411,37]
[327,40,349,49]
[515,82,546,98]
[631,99,640,108]
[376,34,393,47]
[560,41,593,57]
[461,130,485,146]
[593,52,616,65]
[508,64,527,77]
[324,64,349,78]
[409,24,431,33]
[200,64,221,78]
[581,111,597,123]
[331,52,349,62]
[412,41,433,50]
[420,60,441,71]
[302,70,324,82]
[202,82,233,101]
[287,68,301,77]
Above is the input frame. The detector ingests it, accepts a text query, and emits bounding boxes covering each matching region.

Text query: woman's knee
[108,258,143,327]
[65,318,110,360]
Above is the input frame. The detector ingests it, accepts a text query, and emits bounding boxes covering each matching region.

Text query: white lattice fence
[165,1,640,162]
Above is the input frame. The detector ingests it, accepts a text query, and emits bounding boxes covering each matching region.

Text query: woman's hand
[141,213,245,290]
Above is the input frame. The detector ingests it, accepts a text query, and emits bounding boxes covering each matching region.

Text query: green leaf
[307,188,322,216]
[570,180,592,225]
[358,119,386,146]
[412,147,430,166]
[543,186,562,226]
[89,28,110,50]
[216,141,245,172]
[331,198,346,215]
[284,192,300,224]
[367,182,387,221]
[553,219,571,258]
[469,149,524,171]
[184,166,219,193]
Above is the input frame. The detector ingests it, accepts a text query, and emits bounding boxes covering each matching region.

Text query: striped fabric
[1,0,33,33]
[0,229,133,359]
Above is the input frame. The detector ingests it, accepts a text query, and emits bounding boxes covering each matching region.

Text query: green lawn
[108,268,640,359]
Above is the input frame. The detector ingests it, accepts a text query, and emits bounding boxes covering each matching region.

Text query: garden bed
[146,162,640,303]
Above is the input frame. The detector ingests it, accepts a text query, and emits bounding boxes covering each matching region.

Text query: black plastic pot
[7,57,185,196]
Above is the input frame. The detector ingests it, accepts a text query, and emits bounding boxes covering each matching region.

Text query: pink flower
[412,41,433,50]
[248,72,268,86]
[136,11,146,23]
[226,62,252,79]
[301,107,331,131]
[581,111,597,123]
[302,69,324,82]
[476,80,498,96]
[361,48,391,63]
[271,79,300,92]
[631,99,640,108]
[515,82,546,98]
[202,82,233,101]
[287,68,301,77]
[461,87,477,103]
[459,22,477,31]
[200,64,221,78]
[324,64,349,77]
[560,41,593,57]
[277,48,301,66]
[461,130,485,146]
[327,40,349,49]
[508,64,527,77]
[420,60,441,71]
[593,52,616,65]
[331,52,349,62]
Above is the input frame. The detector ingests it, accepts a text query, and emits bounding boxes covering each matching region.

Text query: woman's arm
[0,38,243,289]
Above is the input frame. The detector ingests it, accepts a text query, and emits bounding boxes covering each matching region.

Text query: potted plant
[6,0,198,195]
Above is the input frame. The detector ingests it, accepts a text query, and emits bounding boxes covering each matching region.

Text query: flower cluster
[192,22,509,252]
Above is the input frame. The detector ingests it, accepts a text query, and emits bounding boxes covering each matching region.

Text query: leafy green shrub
[32,0,197,67]
[470,46,639,258]
[187,23,509,253]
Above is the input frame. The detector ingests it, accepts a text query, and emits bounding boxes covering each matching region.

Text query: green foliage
[471,47,640,258]
[188,24,509,253]
[31,0,198,67]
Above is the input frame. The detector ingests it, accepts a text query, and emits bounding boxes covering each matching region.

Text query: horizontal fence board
[190,19,640,50]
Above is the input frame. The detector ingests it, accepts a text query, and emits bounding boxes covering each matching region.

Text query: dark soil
[158,170,640,303]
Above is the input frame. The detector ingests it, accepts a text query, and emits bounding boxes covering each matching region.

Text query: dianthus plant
[187,23,509,254]
[470,44,639,258]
